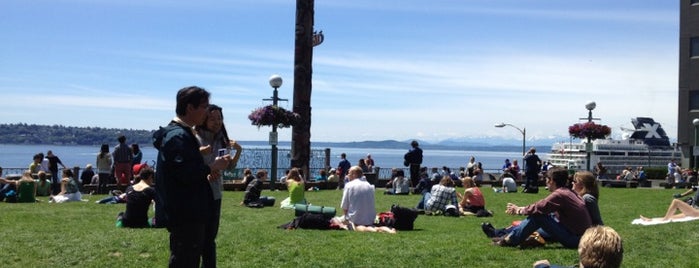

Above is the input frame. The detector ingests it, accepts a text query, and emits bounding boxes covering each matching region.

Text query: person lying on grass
[640,198,699,222]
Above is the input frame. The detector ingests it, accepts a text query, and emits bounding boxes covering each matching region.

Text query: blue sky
[0,0,679,143]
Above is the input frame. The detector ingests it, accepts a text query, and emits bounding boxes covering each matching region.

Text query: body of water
[0,144,550,175]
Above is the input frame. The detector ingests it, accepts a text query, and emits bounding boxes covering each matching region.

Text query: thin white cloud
[318,1,676,24]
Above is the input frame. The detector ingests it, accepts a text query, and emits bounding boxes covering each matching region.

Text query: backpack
[279,213,330,230]
[4,190,17,203]
[476,209,493,217]
[390,204,418,230]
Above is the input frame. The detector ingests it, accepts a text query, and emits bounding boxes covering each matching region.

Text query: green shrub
[645,167,667,180]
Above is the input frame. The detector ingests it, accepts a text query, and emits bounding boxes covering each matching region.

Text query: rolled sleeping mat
[294,204,337,218]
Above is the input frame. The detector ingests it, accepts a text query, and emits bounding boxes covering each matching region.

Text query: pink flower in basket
[248,105,300,129]
[568,122,611,140]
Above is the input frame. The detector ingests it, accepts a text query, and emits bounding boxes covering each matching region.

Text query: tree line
[0,123,155,146]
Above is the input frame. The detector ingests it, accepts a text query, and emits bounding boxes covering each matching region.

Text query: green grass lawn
[1,185,697,267]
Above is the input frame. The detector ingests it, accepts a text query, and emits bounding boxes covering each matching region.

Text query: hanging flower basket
[248,105,300,129]
[568,122,611,140]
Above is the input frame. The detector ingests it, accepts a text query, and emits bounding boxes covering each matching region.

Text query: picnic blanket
[631,216,699,225]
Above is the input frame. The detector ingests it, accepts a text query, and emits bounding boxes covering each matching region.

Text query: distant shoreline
[0,141,551,153]
[0,123,557,150]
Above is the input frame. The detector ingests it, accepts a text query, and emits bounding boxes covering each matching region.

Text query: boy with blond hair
[533,225,623,268]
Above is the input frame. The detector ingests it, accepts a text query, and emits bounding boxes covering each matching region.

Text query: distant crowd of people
[15,88,699,267]
[0,136,151,203]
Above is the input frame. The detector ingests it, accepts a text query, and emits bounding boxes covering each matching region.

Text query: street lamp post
[693,119,699,169]
[265,74,286,190]
[583,101,597,171]
[494,123,526,157]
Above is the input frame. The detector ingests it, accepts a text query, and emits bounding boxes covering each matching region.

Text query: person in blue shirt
[337,153,351,189]
[502,159,511,171]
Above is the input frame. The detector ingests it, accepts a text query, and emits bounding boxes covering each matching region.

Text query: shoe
[520,232,546,249]
[491,235,514,247]
[481,222,496,238]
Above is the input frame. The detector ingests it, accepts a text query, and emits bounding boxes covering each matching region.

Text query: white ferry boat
[548,117,681,175]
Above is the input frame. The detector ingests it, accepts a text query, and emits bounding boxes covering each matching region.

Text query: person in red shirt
[493,167,592,249]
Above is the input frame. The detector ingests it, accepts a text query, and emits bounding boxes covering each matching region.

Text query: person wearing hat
[80,164,95,189]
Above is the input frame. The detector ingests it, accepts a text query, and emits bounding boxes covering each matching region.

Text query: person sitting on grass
[492,167,592,249]
[672,184,699,206]
[0,171,37,203]
[314,169,328,182]
[340,166,395,233]
[327,168,339,183]
[413,169,433,196]
[241,169,275,207]
[49,169,82,203]
[0,166,18,202]
[116,167,157,228]
[501,172,518,193]
[35,171,52,197]
[458,177,488,216]
[423,176,459,215]
[15,171,37,203]
[533,226,623,268]
[241,168,255,186]
[384,169,410,195]
[280,168,307,209]
[572,171,604,226]
[80,164,95,190]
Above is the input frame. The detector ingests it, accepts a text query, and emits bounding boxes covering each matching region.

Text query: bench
[82,184,129,194]
[659,182,690,189]
[222,180,340,191]
[599,180,638,188]
[638,180,652,188]
[477,177,547,187]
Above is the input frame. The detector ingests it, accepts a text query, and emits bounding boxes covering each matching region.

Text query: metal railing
[2,154,507,182]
